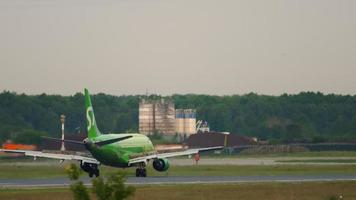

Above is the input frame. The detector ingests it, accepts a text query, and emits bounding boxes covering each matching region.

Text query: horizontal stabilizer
[42,136,83,145]
[42,135,133,147]
[94,136,133,146]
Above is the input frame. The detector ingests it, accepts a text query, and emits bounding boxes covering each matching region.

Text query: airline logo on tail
[86,106,95,131]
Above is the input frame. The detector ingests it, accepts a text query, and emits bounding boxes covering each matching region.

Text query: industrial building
[139,98,196,137]
[139,98,176,135]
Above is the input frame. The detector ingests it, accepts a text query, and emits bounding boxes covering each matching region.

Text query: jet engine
[152,158,170,172]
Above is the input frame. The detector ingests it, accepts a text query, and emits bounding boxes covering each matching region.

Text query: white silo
[175,109,185,134]
[184,109,196,135]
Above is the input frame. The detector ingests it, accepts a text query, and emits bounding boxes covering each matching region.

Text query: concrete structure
[175,109,196,136]
[139,98,197,139]
[139,99,175,135]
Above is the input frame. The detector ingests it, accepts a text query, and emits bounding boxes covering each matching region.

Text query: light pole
[221,132,230,155]
[221,132,230,147]
[60,114,66,151]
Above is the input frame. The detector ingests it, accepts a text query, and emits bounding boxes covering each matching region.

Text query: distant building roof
[186,132,257,148]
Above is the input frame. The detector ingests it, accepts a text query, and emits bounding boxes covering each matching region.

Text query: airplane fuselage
[86,133,155,167]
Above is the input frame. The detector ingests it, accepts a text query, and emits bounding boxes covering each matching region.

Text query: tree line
[0,91,355,144]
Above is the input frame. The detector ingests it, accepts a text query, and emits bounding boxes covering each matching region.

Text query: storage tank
[184,109,196,135]
[175,109,196,135]
[175,109,185,134]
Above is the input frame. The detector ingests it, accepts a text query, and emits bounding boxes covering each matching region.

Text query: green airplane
[0,89,222,177]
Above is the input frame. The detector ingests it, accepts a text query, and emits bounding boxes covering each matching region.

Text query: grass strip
[277,159,356,163]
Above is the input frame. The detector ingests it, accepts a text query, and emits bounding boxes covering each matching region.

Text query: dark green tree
[65,164,135,200]
[65,163,90,200]
[92,172,135,200]
[1,90,356,143]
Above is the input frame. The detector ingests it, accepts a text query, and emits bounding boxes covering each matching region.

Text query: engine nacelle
[152,158,170,172]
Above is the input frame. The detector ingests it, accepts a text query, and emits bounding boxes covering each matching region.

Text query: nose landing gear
[135,168,147,177]
[135,162,147,177]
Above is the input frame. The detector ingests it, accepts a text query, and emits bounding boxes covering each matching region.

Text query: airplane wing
[128,146,223,166]
[0,149,100,165]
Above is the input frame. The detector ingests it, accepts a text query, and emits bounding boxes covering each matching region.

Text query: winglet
[84,88,102,139]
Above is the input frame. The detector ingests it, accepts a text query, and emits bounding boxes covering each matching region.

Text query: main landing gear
[136,168,147,177]
[80,162,100,178]
[135,162,147,177]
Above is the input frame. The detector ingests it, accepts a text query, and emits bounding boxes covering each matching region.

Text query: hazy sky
[1,0,355,96]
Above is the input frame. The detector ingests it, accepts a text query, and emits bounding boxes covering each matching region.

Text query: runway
[4,157,356,167]
[1,157,356,188]
[1,175,356,188]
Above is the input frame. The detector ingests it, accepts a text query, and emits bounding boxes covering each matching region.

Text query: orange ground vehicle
[2,143,36,151]
[0,143,36,156]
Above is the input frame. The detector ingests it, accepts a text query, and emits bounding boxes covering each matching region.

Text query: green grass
[0,165,66,179]
[207,151,356,158]
[277,159,356,163]
[1,182,356,200]
[1,164,356,179]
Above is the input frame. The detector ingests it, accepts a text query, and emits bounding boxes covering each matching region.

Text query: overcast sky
[0,0,355,96]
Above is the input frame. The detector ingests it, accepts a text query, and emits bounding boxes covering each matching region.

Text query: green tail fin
[84,88,101,139]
